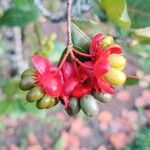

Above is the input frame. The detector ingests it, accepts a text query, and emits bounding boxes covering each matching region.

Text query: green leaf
[0,100,22,115]
[0,0,42,26]
[0,99,45,116]
[3,78,19,97]
[13,0,32,11]
[132,27,150,44]
[125,78,140,85]
[101,0,131,29]
[71,19,105,53]
[127,0,150,28]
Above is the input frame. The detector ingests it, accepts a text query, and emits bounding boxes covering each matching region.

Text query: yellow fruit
[104,68,126,86]
[101,36,114,47]
[108,54,126,70]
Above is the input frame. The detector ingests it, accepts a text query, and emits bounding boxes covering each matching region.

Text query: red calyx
[30,33,124,109]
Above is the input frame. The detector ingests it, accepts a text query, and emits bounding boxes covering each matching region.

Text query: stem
[57,0,73,70]
[73,48,93,58]
[57,50,70,70]
[70,51,93,69]
[67,0,73,45]
[73,60,78,75]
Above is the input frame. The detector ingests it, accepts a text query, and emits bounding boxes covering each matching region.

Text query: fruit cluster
[19,33,127,117]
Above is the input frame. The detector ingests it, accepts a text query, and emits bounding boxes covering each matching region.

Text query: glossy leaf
[101,0,131,29]
[127,0,150,28]
[71,19,104,53]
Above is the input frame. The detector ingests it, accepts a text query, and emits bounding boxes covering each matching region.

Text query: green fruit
[26,86,44,103]
[46,98,59,109]
[80,94,99,117]
[21,68,35,78]
[67,97,80,116]
[19,76,35,91]
[36,95,52,109]
[93,91,112,103]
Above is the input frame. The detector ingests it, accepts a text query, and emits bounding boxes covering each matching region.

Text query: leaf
[127,0,150,28]
[101,0,131,29]
[0,99,44,115]
[0,0,42,26]
[71,19,105,53]
[132,27,150,44]
[0,100,22,115]
[3,78,19,96]
[13,0,33,11]
[125,78,140,85]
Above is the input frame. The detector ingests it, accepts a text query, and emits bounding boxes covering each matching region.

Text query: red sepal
[72,83,92,98]
[89,33,104,55]
[94,58,110,77]
[32,55,53,75]
[106,44,123,54]
[97,78,115,94]
[32,55,63,97]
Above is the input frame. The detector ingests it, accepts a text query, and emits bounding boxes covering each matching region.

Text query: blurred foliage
[101,0,131,29]
[0,0,149,149]
[0,0,42,26]
[0,0,149,116]
[125,127,150,150]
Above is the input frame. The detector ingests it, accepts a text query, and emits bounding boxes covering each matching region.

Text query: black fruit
[67,97,80,116]
[93,91,112,103]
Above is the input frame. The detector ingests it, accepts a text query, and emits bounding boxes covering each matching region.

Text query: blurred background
[0,0,150,150]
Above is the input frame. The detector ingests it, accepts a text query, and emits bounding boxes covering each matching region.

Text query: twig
[67,0,73,45]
